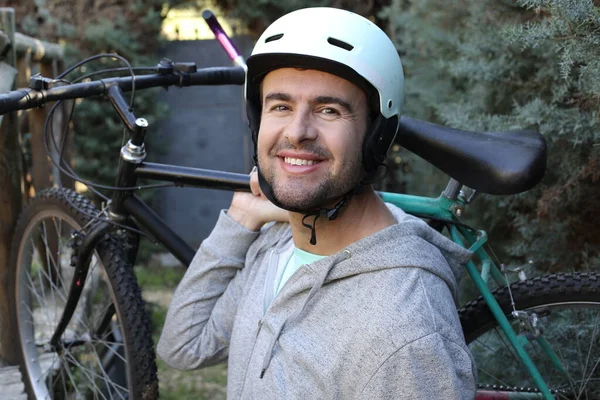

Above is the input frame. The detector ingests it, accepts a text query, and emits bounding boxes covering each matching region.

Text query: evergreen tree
[217,0,389,33]
[384,0,600,272]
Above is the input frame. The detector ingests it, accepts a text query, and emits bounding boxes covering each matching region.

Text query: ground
[137,265,228,400]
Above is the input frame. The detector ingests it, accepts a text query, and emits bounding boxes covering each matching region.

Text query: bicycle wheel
[459,272,600,399]
[8,188,158,399]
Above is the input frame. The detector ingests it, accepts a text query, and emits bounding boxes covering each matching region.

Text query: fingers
[249,166,261,197]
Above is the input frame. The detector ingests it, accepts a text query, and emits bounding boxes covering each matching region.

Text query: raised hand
[227,168,289,231]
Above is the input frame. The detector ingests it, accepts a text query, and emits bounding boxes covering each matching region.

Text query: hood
[324,203,472,303]
[258,203,472,378]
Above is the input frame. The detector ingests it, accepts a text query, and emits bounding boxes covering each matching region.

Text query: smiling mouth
[283,157,323,166]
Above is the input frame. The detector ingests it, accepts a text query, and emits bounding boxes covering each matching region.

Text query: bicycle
[0,15,598,400]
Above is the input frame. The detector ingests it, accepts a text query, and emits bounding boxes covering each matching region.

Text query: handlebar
[0,66,246,115]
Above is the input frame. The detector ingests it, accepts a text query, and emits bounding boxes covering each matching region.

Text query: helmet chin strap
[300,192,354,245]
[257,167,362,246]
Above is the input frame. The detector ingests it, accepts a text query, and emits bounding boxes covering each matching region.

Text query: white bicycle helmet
[245,7,405,174]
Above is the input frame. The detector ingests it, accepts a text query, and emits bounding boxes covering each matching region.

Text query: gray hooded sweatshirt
[157,204,477,399]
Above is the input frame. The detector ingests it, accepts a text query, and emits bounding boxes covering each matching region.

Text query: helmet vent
[327,37,354,51]
[265,33,284,43]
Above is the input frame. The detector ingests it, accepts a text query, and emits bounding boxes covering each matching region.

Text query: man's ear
[362,115,398,173]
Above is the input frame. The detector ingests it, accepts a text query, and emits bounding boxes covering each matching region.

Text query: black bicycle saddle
[396,117,547,195]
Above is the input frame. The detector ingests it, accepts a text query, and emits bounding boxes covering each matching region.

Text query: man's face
[257,68,369,212]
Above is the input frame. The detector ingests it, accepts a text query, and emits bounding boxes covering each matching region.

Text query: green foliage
[218,0,332,32]
[217,0,387,34]
[135,264,186,290]
[384,0,600,272]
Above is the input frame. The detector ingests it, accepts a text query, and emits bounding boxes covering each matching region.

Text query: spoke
[66,335,128,366]
[34,227,49,315]
[65,313,128,366]
[94,339,127,365]
[577,312,600,399]
[90,340,128,400]
[62,351,111,400]
[39,353,60,384]
[21,301,37,327]
[59,364,68,399]
[67,289,114,348]
[85,345,118,400]
[58,352,85,400]
[49,360,68,399]
[471,337,498,354]
[49,219,62,329]
[32,242,68,304]
[51,216,77,265]
[39,219,72,293]
[26,264,73,344]
[27,237,59,332]
[48,353,68,392]
[89,338,126,350]
[496,326,522,365]
[23,278,58,346]
[95,305,119,340]
[479,325,523,369]
[553,336,579,397]
[63,349,128,399]
[25,273,48,312]
[52,216,68,254]
[573,314,585,395]
[40,220,59,286]
[579,357,600,400]
[477,366,513,388]
[96,304,117,341]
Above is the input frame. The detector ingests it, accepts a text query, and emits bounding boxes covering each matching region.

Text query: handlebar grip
[0,89,40,114]
[0,66,246,115]
[188,67,246,85]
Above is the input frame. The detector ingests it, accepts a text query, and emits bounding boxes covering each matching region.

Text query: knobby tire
[459,272,600,399]
[8,188,158,399]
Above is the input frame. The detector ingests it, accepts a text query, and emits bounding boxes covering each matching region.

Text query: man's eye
[321,107,339,115]
[272,105,289,111]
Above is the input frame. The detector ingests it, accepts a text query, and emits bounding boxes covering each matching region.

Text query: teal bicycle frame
[381,179,565,400]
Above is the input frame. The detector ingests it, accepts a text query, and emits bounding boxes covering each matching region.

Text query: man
[158,7,477,399]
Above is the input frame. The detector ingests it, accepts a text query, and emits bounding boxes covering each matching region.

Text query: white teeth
[284,157,319,166]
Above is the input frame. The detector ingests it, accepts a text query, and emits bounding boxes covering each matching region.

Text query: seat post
[442,178,462,200]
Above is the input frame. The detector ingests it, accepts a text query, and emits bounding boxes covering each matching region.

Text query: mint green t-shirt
[275,247,326,295]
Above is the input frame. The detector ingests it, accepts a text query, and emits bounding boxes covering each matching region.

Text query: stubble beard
[259,151,363,213]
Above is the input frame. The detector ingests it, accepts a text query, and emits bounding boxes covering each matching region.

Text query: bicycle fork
[48,85,146,354]
[48,220,112,351]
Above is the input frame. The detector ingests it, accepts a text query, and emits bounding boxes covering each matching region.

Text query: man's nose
[284,108,318,145]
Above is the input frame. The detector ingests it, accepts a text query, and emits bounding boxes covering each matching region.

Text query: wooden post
[29,62,52,193]
[0,7,23,365]
[14,32,63,63]
[44,60,75,191]
[53,59,75,191]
